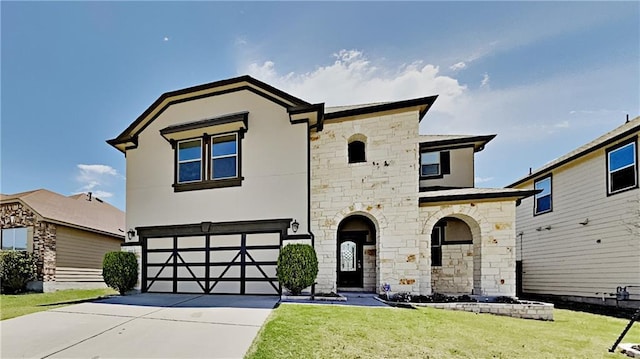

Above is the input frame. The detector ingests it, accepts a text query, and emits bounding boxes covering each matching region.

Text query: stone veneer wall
[420,200,517,297]
[0,202,56,283]
[432,243,473,293]
[413,301,554,321]
[311,111,425,294]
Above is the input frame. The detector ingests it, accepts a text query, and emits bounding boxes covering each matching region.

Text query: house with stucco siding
[108,75,535,297]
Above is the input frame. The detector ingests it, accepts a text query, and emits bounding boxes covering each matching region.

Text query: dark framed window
[211,134,238,179]
[431,226,442,267]
[173,132,243,192]
[534,175,552,215]
[420,151,450,178]
[348,140,366,163]
[607,140,638,195]
[1,228,28,251]
[177,139,203,183]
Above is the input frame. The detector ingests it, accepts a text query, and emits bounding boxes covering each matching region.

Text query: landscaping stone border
[375,297,554,320]
[412,300,554,321]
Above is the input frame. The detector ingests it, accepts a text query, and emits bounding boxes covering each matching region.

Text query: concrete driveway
[1,293,280,359]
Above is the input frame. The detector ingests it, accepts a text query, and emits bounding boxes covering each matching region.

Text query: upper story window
[178,139,203,183]
[211,134,238,179]
[173,132,243,192]
[607,140,638,195]
[1,227,28,251]
[348,135,367,163]
[534,175,552,215]
[160,112,248,193]
[420,151,450,178]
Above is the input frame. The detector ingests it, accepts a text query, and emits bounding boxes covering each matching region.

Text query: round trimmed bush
[102,251,138,295]
[0,250,37,294]
[277,243,318,295]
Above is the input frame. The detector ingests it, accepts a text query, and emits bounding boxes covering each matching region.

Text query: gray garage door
[139,220,289,295]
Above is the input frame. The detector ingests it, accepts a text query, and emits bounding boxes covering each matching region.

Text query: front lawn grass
[246,304,640,359]
[0,288,116,320]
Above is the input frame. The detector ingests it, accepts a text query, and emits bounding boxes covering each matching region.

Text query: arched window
[348,134,367,163]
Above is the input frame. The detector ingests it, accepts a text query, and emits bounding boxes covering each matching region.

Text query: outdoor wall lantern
[127,229,136,240]
[291,219,299,233]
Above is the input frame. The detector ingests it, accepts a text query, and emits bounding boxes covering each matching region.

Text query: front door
[337,232,365,287]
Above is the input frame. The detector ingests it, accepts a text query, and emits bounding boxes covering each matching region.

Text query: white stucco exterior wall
[125,90,309,239]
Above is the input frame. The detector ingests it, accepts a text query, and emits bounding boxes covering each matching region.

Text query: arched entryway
[337,215,377,291]
[430,216,475,294]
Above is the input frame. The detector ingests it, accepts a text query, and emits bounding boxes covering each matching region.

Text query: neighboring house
[508,116,640,307]
[0,189,125,291]
[108,75,535,296]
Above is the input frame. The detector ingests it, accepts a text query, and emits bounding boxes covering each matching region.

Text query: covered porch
[419,187,537,297]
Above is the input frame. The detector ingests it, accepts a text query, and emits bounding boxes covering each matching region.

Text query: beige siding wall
[56,226,122,269]
[125,90,308,239]
[515,135,640,300]
[420,147,474,188]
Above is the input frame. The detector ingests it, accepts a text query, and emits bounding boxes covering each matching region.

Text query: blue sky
[2,1,639,211]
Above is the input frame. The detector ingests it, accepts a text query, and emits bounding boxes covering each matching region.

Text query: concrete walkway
[1,294,279,359]
[280,292,390,307]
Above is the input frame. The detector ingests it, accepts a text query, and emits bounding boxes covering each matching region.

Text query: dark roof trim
[160,111,249,136]
[419,189,539,204]
[107,75,310,152]
[324,95,438,122]
[287,103,325,130]
[508,128,640,188]
[420,134,496,152]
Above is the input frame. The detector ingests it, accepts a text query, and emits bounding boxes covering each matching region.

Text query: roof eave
[324,95,438,122]
[420,134,497,152]
[507,124,640,188]
[418,189,539,204]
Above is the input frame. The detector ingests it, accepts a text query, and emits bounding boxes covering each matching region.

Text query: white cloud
[243,49,467,113]
[91,190,114,199]
[449,62,467,71]
[75,164,120,199]
[163,36,169,42]
[474,176,494,184]
[480,73,490,88]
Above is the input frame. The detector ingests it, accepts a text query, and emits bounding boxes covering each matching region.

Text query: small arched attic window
[348,134,367,163]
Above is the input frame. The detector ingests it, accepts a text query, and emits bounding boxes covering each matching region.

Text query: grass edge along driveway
[1,288,116,320]
[246,303,640,359]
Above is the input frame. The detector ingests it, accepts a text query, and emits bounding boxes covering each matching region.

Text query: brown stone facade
[1,202,56,282]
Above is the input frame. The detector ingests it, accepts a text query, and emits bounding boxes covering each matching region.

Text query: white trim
[608,141,637,194]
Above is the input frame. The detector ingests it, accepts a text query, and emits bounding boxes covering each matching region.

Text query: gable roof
[508,116,640,187]
[107,75,311,153]
[1,189,125,239]
[419,134,496,152]
[108,75,439,153]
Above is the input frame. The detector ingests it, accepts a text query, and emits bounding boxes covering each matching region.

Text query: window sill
[607,184,638,197]
[420,174,445,180]
[533,209,552,216]
[173,177,243,192]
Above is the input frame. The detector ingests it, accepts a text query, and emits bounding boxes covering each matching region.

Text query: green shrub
[277,244,318,295]
[102,251,138,295]
[0,251,37,294]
